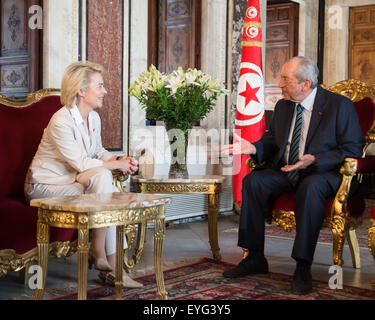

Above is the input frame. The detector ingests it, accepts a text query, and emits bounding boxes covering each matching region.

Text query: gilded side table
[30,192,171,300]
[132,175,226,261]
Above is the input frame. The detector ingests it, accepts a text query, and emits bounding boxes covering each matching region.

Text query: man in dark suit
[222,56,365,294]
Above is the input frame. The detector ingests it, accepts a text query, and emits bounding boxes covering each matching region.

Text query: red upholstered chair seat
[0,91,76,266]
[356,156,375,173]
[371,206,375,220]
[274,193,366,220]
[354,97,375,136]
[0,196,76,255]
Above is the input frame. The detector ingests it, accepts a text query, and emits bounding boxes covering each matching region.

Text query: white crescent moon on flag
[236,62,264,126]
[246,26,259,38]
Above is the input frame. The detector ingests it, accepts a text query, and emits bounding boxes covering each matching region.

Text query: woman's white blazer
[26,105,113,185]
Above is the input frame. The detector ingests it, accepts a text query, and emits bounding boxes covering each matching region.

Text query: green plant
[129,65,229,133]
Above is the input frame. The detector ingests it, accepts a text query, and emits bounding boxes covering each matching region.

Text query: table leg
[123,225,136,273]
[134,222,147,264]
[115,225,125,300]
[33,219,49,300]
[77,227,89,300]
[208,193,222,260]
[154,206,168,300]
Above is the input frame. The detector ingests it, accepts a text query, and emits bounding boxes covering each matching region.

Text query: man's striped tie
[287,104,303,183]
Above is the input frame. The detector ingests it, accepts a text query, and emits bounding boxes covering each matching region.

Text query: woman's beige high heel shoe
[88,253,113,272]
[98,271,143,288]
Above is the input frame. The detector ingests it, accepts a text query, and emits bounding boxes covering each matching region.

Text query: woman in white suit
[25,61,142,288]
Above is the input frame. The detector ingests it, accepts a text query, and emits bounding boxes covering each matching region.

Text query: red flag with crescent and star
[233,0,266,211]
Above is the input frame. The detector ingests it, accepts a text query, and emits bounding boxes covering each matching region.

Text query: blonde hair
[60,61,104,109]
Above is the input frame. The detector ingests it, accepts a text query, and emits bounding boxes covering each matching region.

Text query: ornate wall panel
[0,0,41,98]
[349,5,375,86]
[87,0,123,150]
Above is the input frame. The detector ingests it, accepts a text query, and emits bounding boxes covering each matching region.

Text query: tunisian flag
[233,0,266,211]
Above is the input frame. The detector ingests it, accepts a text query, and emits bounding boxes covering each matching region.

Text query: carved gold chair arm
[330,158,358,221]
[112,170,129,193]
[245,158,256,169]
[245,157,266,170]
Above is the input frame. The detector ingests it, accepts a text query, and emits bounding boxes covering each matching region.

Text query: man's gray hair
[287,56,319,89]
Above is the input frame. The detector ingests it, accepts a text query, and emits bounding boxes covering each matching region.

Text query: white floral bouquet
[129,65,229,132]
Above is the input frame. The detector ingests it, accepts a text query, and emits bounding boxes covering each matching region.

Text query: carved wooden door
[149,0,201,73]
[265,2,298,112]
[0,0,41,98]
[147,0,201,124]
[349,5,375,86]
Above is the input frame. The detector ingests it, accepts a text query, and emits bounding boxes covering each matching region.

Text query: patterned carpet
[265,223,370,248]
[52,258,375,300]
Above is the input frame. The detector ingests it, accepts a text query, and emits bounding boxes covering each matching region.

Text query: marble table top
[30,192,171,213]
[131,175,226,184]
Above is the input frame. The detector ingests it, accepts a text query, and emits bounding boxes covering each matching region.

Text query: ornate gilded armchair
[246,79,375,268]
[0,89,133,280]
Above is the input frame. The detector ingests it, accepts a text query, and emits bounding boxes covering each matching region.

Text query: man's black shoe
[291,265,313,295]
[223,255,269,278]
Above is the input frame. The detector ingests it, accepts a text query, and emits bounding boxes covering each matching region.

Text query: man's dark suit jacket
[251,86,365,190]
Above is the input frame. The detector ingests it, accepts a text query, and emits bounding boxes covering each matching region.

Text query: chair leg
[242,248,249,259]
[331,223,345,266]
[20,261,34,286]
[368,219,375,288]
[346,229,360,269]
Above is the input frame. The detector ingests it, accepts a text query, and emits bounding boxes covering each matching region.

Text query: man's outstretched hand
[221,132,256,156]
[280,154,317,172]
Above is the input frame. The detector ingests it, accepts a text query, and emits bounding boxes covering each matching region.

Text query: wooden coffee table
[30,192,171,300]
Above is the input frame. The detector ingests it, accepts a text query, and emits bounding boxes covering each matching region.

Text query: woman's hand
[103,156,138,175]
[117,156,138,175]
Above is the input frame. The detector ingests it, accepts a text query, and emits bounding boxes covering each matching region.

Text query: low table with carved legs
[130,175,226,266]
[30,192,171,300]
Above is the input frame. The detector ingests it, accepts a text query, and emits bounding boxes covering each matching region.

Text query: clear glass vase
[165,123,189,179]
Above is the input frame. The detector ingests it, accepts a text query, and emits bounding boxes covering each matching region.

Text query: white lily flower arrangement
[129,65,229,132]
